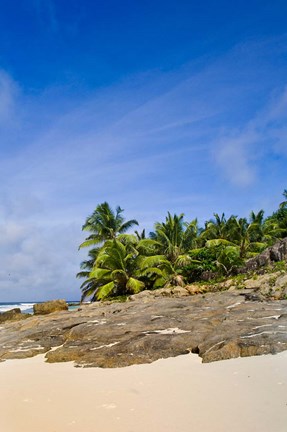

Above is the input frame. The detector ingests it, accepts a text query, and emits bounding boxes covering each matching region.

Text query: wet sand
[0,351,287,432]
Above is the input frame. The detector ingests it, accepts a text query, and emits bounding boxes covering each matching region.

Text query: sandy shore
[0,352,286,432]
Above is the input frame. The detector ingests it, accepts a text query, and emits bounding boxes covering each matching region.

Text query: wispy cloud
[214,86,287,186]
[215,131,259,187]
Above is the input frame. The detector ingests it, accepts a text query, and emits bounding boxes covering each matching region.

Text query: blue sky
[0,0,286,301]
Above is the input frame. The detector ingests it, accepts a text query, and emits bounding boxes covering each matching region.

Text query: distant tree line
[77,190,287,301]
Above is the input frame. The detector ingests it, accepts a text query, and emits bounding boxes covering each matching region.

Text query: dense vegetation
[77,190,287,301]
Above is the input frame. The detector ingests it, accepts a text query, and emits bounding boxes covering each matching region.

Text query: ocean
[0,302,35,314]
[0,301,80,314]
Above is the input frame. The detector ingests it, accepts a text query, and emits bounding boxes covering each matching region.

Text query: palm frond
[206,239,235,248]
[120,219,139,233]
[90,268,111,279]
[175,254,200,267]
[79,238,102,249]
[126,277,145,293]
[138,255,168,269]
[97,281,115,300]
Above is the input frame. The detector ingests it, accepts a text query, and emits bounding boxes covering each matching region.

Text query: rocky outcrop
[237,238,287,273]
[194,271,287,300]
[241,272,287,298]
[1,291,287,367]
[129,269,287,301]
[33,299,68,315]
[129,286,191,301]
[0,308,31,323]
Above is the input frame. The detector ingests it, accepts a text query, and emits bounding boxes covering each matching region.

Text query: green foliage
[231,273,246,284]
[273,261,287,272]
[80,236,170,301]
[85,239,144,300]
[79,202,138,249]
[267,208,287,238]
[188,243,243,277]
[150,212,199,263]
[184,247,218,280]
[78,190,287,301]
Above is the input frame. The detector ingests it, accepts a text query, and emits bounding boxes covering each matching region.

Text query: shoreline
[1,351,287,432]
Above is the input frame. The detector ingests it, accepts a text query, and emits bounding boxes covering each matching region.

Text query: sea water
[0,302,35,314]
[0,301,80,314]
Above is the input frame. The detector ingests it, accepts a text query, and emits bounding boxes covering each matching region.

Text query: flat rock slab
[0,291,287,367]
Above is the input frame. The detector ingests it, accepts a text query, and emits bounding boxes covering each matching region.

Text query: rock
[201,341,241,363]
[171,287,190,297]
[1,291,287,368]
[244,278,265,289]
[129,290,153,302]
[236,271,287,300]
[0,308,30,323]
[276,273,287,288]
[236,238,287,273]
[33,299,68,315]
[200,271,217,281]
[270,238,287,261]
[170,274,185,287]
[152,287,173,297]
[239,292,265,302]
[218,279,235,290]
[185,284,205,295]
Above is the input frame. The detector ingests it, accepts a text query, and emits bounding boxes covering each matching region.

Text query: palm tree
[230,217,259,258]
[78,203,139,299]
[135,229,146,240]
[249,209,264,223]
[87,239,144,300]
[151,212,199,263]
[77,248,99,278]
[76,249,100,298]
[248,210,278,243]
[79,202,138,249]
[249,210,265,239]
[81,236,169,301]
[200,213,236,243]
[267,210,287,239]
[205,216,268,259]
[147,212,201,286]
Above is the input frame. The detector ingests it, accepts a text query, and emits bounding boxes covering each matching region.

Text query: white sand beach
[0,351,286,432]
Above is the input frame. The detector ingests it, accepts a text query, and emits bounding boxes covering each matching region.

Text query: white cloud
[214,86,287,186]
[0,219,84,301]
[215,132,258,187]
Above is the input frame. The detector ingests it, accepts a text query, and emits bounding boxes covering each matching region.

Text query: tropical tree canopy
[80,236,170,301]
[78,191,286,301]
[79,202,138,249]
[151,212,199,262]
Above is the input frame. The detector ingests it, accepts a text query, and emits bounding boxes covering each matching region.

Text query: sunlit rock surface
[0,291,287,367]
